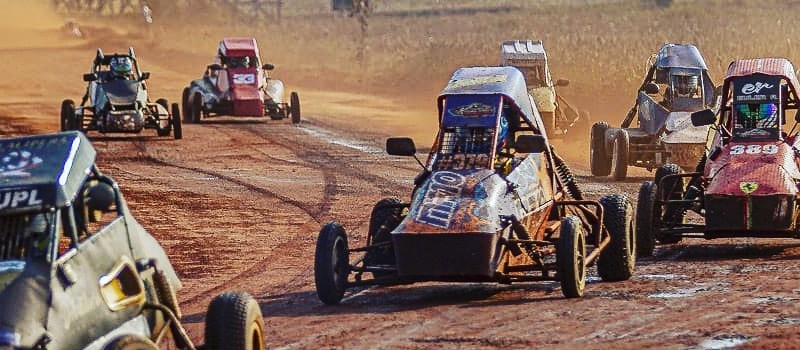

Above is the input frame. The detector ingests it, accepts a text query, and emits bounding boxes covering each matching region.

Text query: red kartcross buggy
[637,58,800,256]
[314,66,636,305]
[182,37,300,124]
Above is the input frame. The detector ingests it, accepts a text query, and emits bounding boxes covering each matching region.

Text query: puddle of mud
[749,296,799,305]
[648,287,705,299]
[755,317,800,326]
[696,334,753,350]
[638,274,688,280]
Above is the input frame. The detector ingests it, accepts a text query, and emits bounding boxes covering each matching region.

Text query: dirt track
[2,5,800,349]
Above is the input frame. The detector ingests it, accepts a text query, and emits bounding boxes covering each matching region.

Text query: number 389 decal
[729,144,779,155]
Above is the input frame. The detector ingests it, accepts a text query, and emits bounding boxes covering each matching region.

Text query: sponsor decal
[446,74,507,90]
[0,151,43,177]
[0,189,43,209]
[741,82,774,95]
[436,153,490,170]
[416,171,465,229]
[448,103,496,117]
[729,144,779,155]
[232,73,256,84]
[739,182,759,194]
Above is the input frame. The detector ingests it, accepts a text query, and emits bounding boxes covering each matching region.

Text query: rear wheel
[314,222,349,305]
[192,92,203,123]
[103,335,158,350]
[171,103,182,140]
[611,129,629,180]
[204,291,265,350]
[182,87,191,122]
[590,122,611,176]
[290,92,301,124]
[597,195,635,281]
[636,181,658,257]
[156,99,171,137]
[61,99,75,131]
[556,216,586,298]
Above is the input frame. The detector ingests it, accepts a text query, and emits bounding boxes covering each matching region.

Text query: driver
[109,56,133,80]
[674,75,699,97]
[228,56,250,69]
[735,103,778,129]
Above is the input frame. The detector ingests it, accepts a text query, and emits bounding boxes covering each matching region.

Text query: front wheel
[156,98,171,137]
[290,91,301,124]
[590,122,611,176]
[597,194,636,281]
[314,222,350,305]
[556,216,587,298]
[192,91,203,123]
[611,129,629,180]
[636,181,657,257]
[204,291,266,350]
[182,87,191,122]
[61,99,76,131]
[171,103,182,140]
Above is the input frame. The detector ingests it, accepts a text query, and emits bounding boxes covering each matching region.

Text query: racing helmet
[674,74,699,97]
[735,103,778,128]
[110,56,132,78]
[230,56,250,68]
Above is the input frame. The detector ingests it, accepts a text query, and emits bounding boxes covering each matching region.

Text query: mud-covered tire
[171,103,182,140]
[290,91,301,124]
[61,99,75,132]
[364,198,405,277]
[556,216,586,298]
[154,269,181,319]
[636,181,657,257]
[597,194,635,281]
[654,163,684,229]
[590,122,612,176]
[204,291,265,350]
[314,222,349,305]
[103,335,158,350]
[182,87,191,122]
[552,147,583,200]
[155,99,171,137]
[611,129,629,180]
[192,91,203,123]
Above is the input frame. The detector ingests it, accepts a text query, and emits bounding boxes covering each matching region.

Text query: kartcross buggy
[0,132,263,349]
[182,37,300,124]
[500,40,591,137]
[314,67,636,305]
[590,43,717,179]
[637,58,800,256]
[61,48,182,139]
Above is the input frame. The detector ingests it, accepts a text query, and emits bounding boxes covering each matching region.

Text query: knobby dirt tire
[290,91,301,124]
[182,87,191,122]
[61,99,75,132]
[597,194,635,281]
[611,129,629,180]
[171,103,182,140]
[636,181,657,257]
[155,99,171,137]
[556,216,587,298]
[590,122,612,176]
[192,91,203,123]
[314,222,349,305]
[103,335,158,350]
[204,291,265,350]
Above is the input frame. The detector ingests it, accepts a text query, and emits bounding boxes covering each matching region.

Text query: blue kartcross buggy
[590,43,718,180]
[314,67,636,305]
